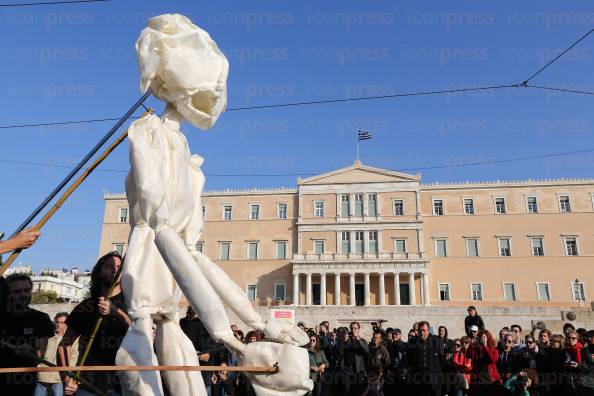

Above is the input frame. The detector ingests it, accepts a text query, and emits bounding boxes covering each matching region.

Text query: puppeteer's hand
[98,297,116,316]
[63,377,79,395]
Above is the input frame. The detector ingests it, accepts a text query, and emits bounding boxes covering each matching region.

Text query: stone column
[306,273,312,306]
[378,273,385,305]
[293,273,299,305]
[408,272,416,305]
[394,272,400,305]
[364,272,371,306]
[349,273,356,306]
[320,273,327,306]
[334,273,341,305]
[422,272,430,305]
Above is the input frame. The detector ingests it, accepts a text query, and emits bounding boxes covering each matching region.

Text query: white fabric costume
[115,14,312,396]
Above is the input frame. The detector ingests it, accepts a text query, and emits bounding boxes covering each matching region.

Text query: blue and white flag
[357,130,372,140]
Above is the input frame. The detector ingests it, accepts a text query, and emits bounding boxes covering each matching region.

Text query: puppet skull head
[136,13,229,130]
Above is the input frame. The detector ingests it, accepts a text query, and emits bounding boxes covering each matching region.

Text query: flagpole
[356,143,360,163]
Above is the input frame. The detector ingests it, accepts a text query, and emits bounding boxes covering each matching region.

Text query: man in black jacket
[406,321,445,396]
[464,306,485,337]
[340,321,369,396]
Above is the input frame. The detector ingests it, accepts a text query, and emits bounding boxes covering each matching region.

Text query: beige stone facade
[99,161,594,311]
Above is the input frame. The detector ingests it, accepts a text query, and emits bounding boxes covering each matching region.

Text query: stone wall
[32,303,594,339]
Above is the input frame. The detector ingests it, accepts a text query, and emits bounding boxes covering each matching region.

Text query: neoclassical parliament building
[99,161,594,317]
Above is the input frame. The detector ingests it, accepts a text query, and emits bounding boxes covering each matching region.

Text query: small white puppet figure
[115,14,312,396]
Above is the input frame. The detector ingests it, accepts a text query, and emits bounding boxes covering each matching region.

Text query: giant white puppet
[115,14,312,396]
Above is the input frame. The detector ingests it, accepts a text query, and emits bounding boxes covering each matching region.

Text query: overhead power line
[0,84,515,130]
[521,28,594,85]
[525,85,594,96]
[0,0,109,7]
[2,146,594,176]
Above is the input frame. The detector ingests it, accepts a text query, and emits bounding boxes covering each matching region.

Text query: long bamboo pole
[0,364,279,374]
[0,109,153,277]
[8,92,151,240]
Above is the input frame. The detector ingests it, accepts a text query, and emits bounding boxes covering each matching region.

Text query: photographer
[502,371,531,396]
[340,321,369,396]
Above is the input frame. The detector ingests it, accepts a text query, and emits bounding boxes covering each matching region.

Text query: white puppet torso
[123,111,204,320]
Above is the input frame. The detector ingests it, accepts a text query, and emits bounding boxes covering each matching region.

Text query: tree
[31,290,60,304]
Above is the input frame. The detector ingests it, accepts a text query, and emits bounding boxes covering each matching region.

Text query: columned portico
[291,261,428,306]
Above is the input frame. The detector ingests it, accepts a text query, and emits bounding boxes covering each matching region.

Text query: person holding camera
[467,330,500,396]
[502,370,531,396]
[340,321,369,396]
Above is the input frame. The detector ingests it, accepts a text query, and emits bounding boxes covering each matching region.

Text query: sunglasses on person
[463,340,471,344]
[454,343,461,347]
[310,338,317,343]
[505,339,513,344]
[569,336,578,340]
[527,340,535,344]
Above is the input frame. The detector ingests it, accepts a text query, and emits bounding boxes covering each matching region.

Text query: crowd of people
[1,237,593,396]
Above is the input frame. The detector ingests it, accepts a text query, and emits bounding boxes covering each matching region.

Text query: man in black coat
[464,306,485,337]
[405,321,445,396]
[340,321,369,396]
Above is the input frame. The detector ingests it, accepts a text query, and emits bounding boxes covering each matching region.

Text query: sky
[0,0,593,272]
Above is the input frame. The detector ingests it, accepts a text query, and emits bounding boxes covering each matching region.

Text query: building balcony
[292,252,424,262]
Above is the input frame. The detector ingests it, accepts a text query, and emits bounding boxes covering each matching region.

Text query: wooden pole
[0,364,279,373]
[0,110,153,277]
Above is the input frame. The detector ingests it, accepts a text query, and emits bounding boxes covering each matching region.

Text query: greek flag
[357,130,372,140]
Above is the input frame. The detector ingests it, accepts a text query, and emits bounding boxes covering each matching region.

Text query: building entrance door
[355,284,364,306]
[400,284,410,305]
[312,284,321,305]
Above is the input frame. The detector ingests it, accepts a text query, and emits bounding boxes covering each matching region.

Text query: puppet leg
[154,226,245,353]
[191,250,309,346]
[155,317,206,396]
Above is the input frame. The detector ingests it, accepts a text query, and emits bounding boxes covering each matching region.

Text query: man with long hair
[58,251,130,396]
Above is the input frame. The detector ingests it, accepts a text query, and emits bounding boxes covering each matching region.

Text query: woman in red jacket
[468,330,502,396]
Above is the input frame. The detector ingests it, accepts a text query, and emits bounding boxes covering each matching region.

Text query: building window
[276,241,287,259]
[537,283,551,301]
[504,283,516,301]
[195,242,203,253]
[277,203,287,219]
[572,282,586,301]
[464,199,474,215]
[274,283,286,301]
[435,239,447,257]
[466,239,479,257]
[223,205,232,221]
[498,238,511,256]
[433,199,444,216]
[393,199,404,216]
[368,231,378,253]
[531,237,544,256]
[220,242,230,260]
[354,194,363,217]
[250,204,260,220]
[495,197,506,214]
[341,232,350,254]
[118,208,129,223]
[559,195,571,213]
[354,231,364,254]
[395,239,406,253]
[526,197,538,214]
[341,195,350,217]
[202,205,206,218]
[565,237,579,256]
[314,201,325,217]
[248,242,259,260]
[246,284,257,301]
[314,240,325,254]
[471,283,483,301]
[113,243,125,255]
[438,283,450,301]
[367,193,377,216]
